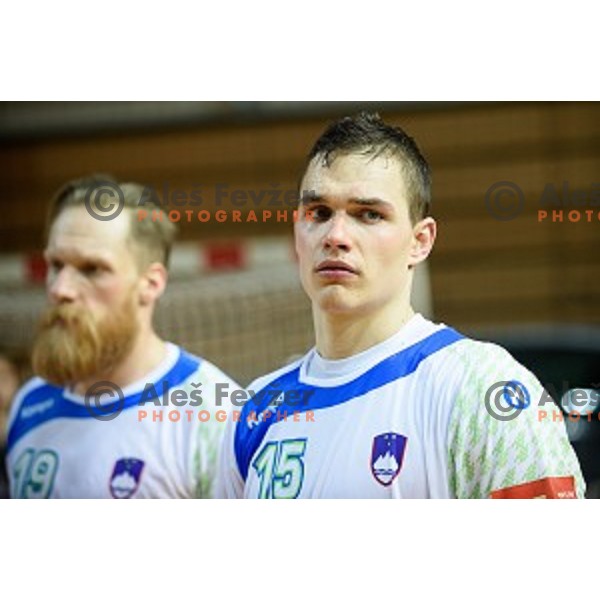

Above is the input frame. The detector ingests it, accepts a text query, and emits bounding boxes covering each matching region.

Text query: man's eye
[80,263,100,276]
[307,206,333,222]
[49,260,64,273]
[360,210,383,223]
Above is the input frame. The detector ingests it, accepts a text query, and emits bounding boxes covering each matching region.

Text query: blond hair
[48,175,177,269]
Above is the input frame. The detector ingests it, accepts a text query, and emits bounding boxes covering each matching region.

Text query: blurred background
[0,101,599,496]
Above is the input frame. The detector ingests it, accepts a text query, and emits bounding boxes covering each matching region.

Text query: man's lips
[315,260,359,276]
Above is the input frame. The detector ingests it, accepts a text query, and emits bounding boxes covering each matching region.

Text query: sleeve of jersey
[213,410,245,498]
[213,372,276,499]
[188,362,242,499]
[446,342,586,499]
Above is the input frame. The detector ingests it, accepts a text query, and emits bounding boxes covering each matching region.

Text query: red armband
[490,476,577,499]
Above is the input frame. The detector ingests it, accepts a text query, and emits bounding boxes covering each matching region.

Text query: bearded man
[5,176,240,498]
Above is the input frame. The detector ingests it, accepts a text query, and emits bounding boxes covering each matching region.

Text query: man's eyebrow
[351,197,392,208]
[298,194,393,208]
[298,192,323,205]
[44,247,111,264]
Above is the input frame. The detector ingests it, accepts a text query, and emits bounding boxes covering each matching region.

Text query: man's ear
[408,217,437,268]
[138,262,168,306]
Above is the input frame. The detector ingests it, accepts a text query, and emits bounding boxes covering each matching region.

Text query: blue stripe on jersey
[6,348,201,453]
[234,327,464,481]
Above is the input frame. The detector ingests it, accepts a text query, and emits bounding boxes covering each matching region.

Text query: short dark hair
[48,174,177,269]
[303,112,431,223]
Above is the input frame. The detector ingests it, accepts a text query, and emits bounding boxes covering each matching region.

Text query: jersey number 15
[252,439,307,499]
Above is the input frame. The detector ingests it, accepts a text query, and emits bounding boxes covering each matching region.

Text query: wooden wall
[1,102,598,328]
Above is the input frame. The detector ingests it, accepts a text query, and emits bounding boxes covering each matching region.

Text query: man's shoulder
[5,376,64,453]
[8,376,59,418]
[441,337,516,372]
[437,336,544,416]
[422,333,517,378]
[168,344,240,388]
[417,334,537,402]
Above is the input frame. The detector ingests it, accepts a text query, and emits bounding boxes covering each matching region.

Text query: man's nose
[48,266,78,303]
[323,213,353,252]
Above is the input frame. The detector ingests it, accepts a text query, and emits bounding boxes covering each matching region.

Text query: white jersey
[6,343,239,499]
[216,315,585,499]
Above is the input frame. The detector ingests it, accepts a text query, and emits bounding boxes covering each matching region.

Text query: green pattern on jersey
[446,340,586,499]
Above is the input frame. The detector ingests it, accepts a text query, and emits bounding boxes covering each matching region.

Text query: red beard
[32,297,139,387]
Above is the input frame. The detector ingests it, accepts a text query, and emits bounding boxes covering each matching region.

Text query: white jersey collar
[301,314,444,386]
[63,342,180,405]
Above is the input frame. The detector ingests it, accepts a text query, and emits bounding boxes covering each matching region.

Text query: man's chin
[314,288,362,315]
[32,333,114,388]
[34,359,97,388]
[32,298,139,387]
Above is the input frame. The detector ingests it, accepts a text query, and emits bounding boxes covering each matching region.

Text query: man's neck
[314,305,416,360]
[73,331,168,396]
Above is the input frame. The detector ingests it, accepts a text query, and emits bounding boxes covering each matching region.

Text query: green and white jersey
[6,344,239,499]
[216,315,585,499]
